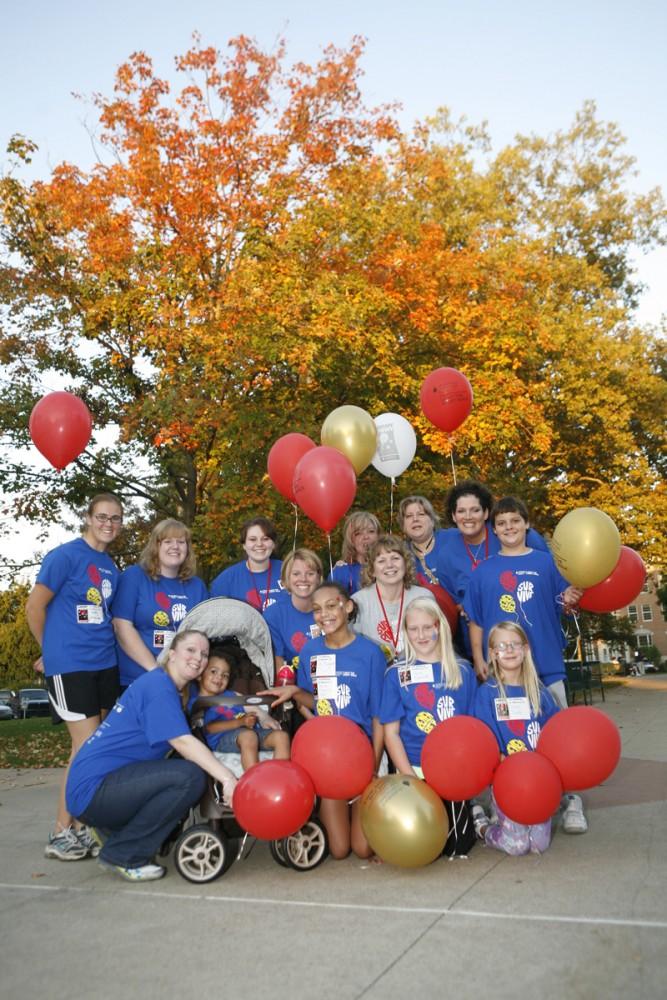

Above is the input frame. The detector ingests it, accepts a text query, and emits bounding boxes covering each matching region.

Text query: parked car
[0,688,19,718]
[0,703,13,721]
[18,688,51,718]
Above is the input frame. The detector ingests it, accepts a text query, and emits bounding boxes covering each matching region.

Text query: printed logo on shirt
[415,711,437,734]
[527,721,541,749]
[414,683,436,709]
[171,602,187,623]
[506,738,528,754]
[153,610,170,627]
[86,587,102,605]
[317,698,334,716]
[335,684,351,710]
[437,695,456,720]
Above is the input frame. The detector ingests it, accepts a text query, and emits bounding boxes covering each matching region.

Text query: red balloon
[420,368,473,432]
[537,707,621,791]
[578,546,646,613]
[292,716,374,799]
[267,433,317,504]
[233,760,315,840]
[29,392,93,471]
[493,751,563,825]
[421,716,500,800]
[292,446,357,534]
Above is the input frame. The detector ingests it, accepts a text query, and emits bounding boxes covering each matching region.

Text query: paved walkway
[1,677,666,1000]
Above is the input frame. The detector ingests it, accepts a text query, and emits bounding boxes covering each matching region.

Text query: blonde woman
[329,511,380,594]
[113,519,208,689]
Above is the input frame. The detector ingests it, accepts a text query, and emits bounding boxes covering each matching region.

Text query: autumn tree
[0,583,40,687]
[1,37,665,578]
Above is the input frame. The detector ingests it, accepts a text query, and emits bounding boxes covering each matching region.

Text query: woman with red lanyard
[210,517,283,612]
[399,495,458,635]
[351,535,435,662]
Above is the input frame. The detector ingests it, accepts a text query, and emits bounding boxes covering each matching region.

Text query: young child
[261,582,386,860]
[381,597,478,856]
[474,621,565,855]
[195,646,290,772]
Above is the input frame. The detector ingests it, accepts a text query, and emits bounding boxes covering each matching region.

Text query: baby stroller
[162,598,328,883]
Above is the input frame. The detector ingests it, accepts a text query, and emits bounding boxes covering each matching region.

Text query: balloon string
[327,533,333,577]
[292,504,299,552]
[390,477,395,530]
[450,444,457,485]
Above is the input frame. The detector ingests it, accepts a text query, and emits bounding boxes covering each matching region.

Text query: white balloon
[371,412,417,479]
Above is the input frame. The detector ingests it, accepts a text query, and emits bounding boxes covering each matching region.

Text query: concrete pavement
[1,676,666,1000]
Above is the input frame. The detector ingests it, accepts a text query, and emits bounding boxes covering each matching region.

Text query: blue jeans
[80,759,207,868]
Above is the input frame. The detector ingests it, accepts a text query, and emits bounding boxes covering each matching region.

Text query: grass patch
[0,717,69,769]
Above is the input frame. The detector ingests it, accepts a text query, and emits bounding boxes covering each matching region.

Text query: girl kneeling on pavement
[66,630,237,882]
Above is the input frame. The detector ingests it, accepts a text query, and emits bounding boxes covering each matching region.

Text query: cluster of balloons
[551,507,646,612]
[29,392,93,471]
[267,365,474,534]
[267,405,419,533]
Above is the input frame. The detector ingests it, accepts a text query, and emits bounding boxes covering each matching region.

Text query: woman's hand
[221,776,237,806]
[561,586,584,610]
[256,684,299,708]
[33,655,44,675]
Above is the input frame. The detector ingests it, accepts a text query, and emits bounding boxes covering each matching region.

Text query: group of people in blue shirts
[24,478,588,882]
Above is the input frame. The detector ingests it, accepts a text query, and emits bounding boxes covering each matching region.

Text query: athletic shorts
[46,667,120,723]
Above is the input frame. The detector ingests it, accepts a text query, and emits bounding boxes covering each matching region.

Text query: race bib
[408,663,434,684]
[315,654,336,676]
[153,629,176,649]
[316,675,338,700]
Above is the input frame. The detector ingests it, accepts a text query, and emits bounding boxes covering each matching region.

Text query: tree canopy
[1,36,665,578]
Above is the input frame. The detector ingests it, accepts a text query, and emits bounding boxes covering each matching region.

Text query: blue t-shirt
[437,526,548,605]
[113,565,209,686]
[406,529,450,589]
[473,679,559,755]
[209,559,284,611]
[296,634,385,739]
[463,549,570,685]
[329,562,363,595]
[380,658,477,766]
[66,668,191,817]
[264,598,321,666]
[36,537,120,676]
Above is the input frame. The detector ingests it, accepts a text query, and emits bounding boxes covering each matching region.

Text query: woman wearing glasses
[26,493,125,862]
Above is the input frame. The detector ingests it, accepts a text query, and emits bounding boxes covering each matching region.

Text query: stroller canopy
[159,597,275,686]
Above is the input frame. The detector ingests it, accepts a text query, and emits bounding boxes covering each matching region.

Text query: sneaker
[471,804,489,841]
[98,859,166,882]
[561,794,588,834]
[76,826,103,858]
[45,827,88,861]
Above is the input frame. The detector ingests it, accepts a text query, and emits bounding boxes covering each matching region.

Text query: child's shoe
[561,794,588,834]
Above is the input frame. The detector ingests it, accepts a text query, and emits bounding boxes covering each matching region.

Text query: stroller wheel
[283,818,329,871]
[269,837,290,868]
[173,824,232,883]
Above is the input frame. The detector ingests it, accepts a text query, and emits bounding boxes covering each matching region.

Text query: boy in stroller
[191,643,290,771]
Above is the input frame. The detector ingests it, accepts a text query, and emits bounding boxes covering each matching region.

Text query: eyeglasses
[494,641,523,652]
[93,513,123,525]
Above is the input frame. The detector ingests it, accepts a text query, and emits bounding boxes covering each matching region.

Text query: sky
[1,0,666,578]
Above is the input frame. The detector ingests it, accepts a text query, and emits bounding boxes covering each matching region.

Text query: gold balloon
[321,405,377,475]
[359,775,448,867]
[551,507,621,588]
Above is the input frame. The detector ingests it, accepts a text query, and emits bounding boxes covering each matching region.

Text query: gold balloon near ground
[551,507,621,588]
[360,775,448,867]
[321,405,377,475]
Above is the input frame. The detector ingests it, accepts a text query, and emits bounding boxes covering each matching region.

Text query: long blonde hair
[487,621,542,716]
[401,597,462,689]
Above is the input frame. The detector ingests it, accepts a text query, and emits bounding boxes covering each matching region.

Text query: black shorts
[46,667,120,724]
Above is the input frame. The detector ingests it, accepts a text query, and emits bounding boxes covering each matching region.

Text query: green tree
[0,583,40,688]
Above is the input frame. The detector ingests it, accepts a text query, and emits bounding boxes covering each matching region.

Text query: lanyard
[248,562,272,611]
[375,583,405,650]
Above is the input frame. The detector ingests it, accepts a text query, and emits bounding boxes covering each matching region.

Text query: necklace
[463,528,489,569]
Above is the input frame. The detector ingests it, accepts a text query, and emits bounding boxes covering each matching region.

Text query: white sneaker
[99,859,166,882]
[44,827,88,861]
[561,794,588,834]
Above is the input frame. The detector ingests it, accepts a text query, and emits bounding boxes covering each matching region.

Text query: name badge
[308,623,321,639]
[506,697,531,720]
[315,654,336,677]
[494,698,510,721]
[409,663,434,684]
[77,605,104,624]
[153,630,176,648]
[317,675,338,700]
